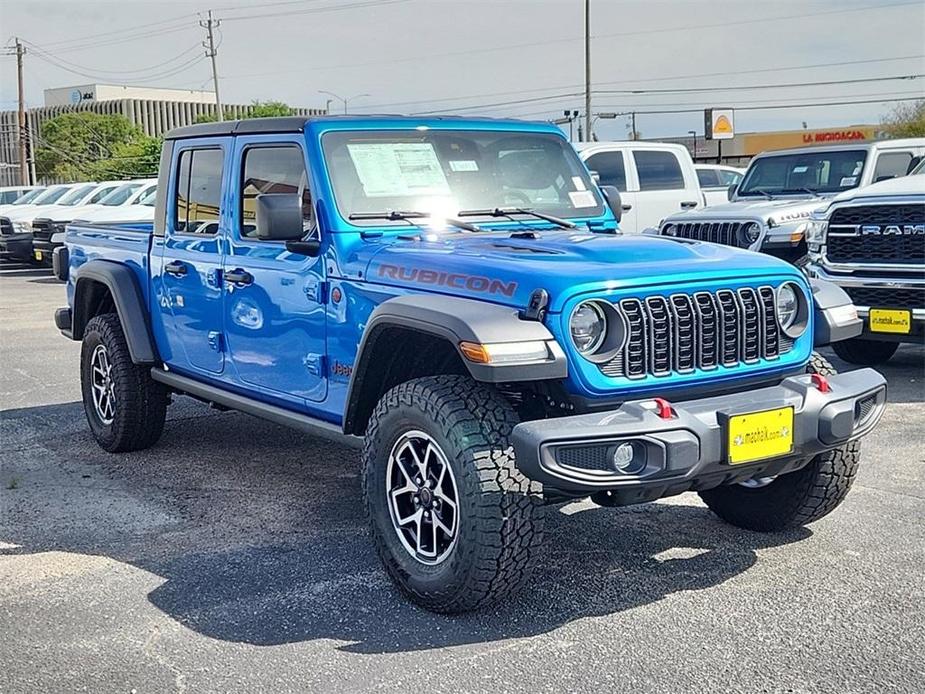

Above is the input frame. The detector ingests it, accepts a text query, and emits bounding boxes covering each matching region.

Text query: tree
[881,99,925,138]
[36,111,160,181]
[194,100,294,124]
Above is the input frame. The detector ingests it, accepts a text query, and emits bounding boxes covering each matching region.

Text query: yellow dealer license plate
[33,250,42,261]
[726,406,794,465]
[869,308,911,334]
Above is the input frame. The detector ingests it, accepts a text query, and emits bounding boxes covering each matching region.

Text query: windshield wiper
[458,207,576,229]
[348,210,482,232]
[744,189,775,200]
[785,187,818,196]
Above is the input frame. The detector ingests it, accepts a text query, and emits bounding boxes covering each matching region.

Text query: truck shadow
[3,400,812,654]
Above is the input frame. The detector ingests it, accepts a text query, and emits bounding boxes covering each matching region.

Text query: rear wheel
[832,337,898,366]
[699,353,860,531]
[80,313,168,453]
[362,375,545,613]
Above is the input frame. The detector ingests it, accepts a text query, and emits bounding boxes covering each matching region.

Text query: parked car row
[0,179,156,264]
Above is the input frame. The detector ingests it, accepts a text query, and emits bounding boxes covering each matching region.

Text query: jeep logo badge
[861,224,925,235]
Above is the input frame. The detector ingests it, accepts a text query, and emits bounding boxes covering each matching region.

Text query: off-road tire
[698,352,861,531]
[832,337,898,366]
[362,375,545,613]
[80,313,168,453]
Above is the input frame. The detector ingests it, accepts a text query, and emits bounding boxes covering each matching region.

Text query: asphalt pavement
[1,261,923,693]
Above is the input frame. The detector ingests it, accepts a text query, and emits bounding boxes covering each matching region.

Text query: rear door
[628,148,701,230]
[156,138,229,375]
[582,148,638,232]
[222,135,327,404]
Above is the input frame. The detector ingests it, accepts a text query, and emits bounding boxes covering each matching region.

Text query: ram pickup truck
[658,139,925,264]
[55,116,886,613]
[805,165,925,365]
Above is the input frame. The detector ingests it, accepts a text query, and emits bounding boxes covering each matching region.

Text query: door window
[696,169,721,187]
[719,169,742,186]
[240,145,313,239]
[872,151,913,182]
[175,148,224,234]
[633,150,685,191]
[584,151,626,191]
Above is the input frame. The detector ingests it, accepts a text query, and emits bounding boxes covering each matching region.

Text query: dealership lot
[1,264,923,693]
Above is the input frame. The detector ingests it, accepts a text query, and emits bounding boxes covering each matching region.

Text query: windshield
[135,185,158,206]
[99,183,142,206]
[58,184,98,206]
[31,186,74,205]
[322,129,603,226]
[11,188,45,205]
[738,149,867,196]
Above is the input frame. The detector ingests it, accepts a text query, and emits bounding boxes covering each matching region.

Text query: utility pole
[201,11,223,121]
[631,112,637,141]
[15,38,29,186]
[584,0,591,142]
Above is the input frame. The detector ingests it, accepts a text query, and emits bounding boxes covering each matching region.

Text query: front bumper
[807,265,924,343]
[512,368,886,502]
[0,233,33,260]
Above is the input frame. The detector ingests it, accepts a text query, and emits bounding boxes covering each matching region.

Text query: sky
[1,0,923,140]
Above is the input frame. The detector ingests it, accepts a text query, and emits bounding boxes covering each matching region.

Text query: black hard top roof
[163,114,543,140]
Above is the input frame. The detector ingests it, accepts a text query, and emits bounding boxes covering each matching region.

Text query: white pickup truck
[575,141,703,233]
[658,138,925,263]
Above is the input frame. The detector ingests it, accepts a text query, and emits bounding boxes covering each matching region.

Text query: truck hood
[663,196,829,226]
[360,230,800,312]
[71,204,154,222]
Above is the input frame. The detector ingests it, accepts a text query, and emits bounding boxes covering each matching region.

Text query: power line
[28,12,199,51]
[408,74,924,115]
[226,1,923,80]
[21,42,203,77]
[219,0,410,22]
[26,49,207,85]
[355,55,925,111]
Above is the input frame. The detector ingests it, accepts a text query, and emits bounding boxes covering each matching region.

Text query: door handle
[621,204,633,211]
[680,200,699,209]
[224,268,254,286]
[164,260,187,277]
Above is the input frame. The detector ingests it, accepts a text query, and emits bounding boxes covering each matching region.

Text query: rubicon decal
[377,264,517,297]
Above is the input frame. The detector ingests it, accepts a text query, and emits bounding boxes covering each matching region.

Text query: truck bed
[65,221,156,307]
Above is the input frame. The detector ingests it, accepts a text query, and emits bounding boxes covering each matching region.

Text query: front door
[222,135,327,404]
[629,148,699,231]
[156,140,229,375]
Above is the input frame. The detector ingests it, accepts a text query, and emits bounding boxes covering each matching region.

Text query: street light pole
[319,90,370,114]
[584,0,591,142]
[688,130,697,162]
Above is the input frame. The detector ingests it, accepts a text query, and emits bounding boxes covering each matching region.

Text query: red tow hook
[652,397,674,420]
[810,373,831,393]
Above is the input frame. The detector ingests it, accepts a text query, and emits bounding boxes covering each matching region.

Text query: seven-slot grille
[0,216,13,236]
[600,286,787,379]
[826,203,925,265]
[665,221,748,247]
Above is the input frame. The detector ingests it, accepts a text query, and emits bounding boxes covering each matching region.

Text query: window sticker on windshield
[840,176,857,186]
[347,142,450,197]
[449,160,478,172]
[792,165,809,173]
[556,175,565,188]
[571,176,587,191]
[568,190,597,208]
[852,164,862,175]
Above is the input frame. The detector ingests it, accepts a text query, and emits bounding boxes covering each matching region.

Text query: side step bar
[151,368,362,449]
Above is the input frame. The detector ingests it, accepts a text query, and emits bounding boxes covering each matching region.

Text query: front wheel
[80,313,168,453]
[698,353,860,531]
[362,375,545,613]
[832,337,898,366]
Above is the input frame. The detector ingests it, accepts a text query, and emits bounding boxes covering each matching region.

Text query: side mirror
[727,183,738,201]
[255,193,305,241]
[589,170,601,184]
[285,238,321,257]
[600,185,622,222]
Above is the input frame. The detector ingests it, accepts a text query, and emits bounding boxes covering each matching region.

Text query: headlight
[12,220,31,233]
[570,301,607,354]
[742,222,761,244]
[776,282,809,338]
[662,223,676,237]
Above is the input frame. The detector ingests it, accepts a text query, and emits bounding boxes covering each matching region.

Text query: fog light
[611,441,646,474]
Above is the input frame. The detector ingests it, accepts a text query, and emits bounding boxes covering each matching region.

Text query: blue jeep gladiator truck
[54,116,886,613]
